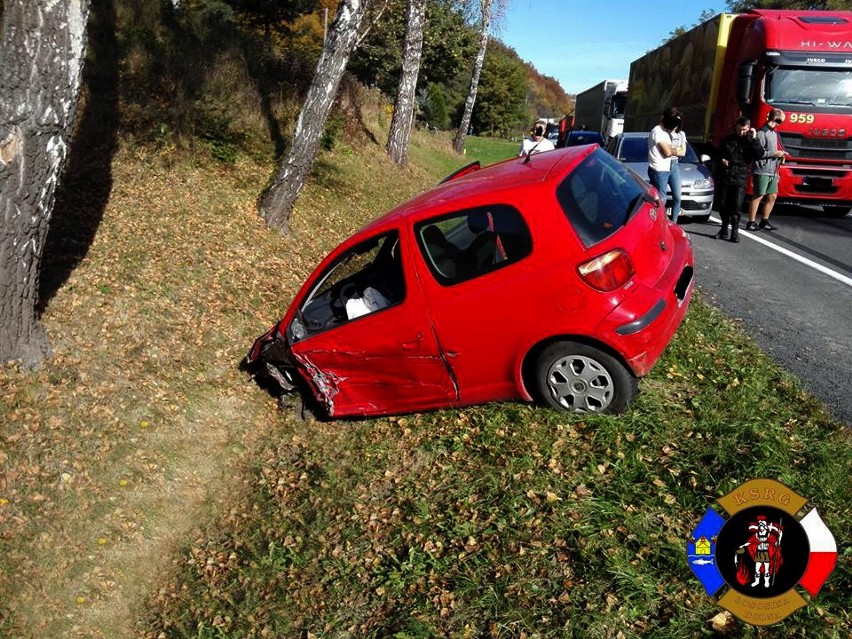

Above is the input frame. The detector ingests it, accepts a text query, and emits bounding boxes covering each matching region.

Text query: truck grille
[779,133,852,161]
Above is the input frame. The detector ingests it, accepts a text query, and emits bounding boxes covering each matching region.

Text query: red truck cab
[715,10,852,215]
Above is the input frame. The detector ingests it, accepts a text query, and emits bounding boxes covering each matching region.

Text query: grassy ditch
[144,294,851,639]
[0,117,849,639]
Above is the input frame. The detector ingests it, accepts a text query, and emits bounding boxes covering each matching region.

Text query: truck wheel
[534,341,637,414]
[822,205,851,218]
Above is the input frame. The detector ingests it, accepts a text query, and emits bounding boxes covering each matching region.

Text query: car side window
[415,205,532,286]
[289,231,405,340]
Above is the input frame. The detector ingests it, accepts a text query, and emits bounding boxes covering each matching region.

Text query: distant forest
[90,0,572,152]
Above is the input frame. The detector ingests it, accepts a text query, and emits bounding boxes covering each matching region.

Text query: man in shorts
[746,109,787,231]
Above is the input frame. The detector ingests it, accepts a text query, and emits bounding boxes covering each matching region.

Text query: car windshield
[620,136,700,163]
[555,148,648,246]
[681,142,700,162]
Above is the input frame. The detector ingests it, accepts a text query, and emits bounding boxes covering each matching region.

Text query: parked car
[562,130,605,148]
[246,147,695,418]
[545,121,561,145]
[605,132,715,222]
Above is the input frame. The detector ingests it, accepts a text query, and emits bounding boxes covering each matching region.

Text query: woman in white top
[519,120,555,156]
[668,124,687,223]
[647,108,684,220]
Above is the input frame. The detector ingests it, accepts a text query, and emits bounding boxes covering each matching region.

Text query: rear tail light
[578,249,635,291]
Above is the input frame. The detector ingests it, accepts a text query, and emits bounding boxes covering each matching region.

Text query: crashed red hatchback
[246,146,694,417]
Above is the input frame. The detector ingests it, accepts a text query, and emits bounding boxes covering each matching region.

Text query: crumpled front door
[290,298,457,418]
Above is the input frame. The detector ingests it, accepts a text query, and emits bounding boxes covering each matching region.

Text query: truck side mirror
[737,61,756,105]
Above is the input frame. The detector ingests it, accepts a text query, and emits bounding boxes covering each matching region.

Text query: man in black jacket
[717,117,765,242]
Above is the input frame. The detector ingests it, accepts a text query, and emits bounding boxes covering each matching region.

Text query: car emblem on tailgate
[649,207,657,221]
[660,241,667,252]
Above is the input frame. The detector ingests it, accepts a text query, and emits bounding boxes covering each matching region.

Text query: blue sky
[499,1,728,95]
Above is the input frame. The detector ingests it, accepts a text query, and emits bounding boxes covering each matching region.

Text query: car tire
[534,341,638,414]
[822,205,851,218]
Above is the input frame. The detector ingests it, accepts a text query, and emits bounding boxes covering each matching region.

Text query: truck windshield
[765,67,852,109]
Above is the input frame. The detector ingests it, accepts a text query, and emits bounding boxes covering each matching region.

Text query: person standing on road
[668,121,687,223]
[647,107,683,218]
[746,109,787,231]
[519,120,555,156]
[717,117,764,242]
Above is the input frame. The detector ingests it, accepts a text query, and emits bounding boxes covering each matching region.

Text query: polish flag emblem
[799,509,838,596]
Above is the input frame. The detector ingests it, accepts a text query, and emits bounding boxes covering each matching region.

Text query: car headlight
[692,177,714,190]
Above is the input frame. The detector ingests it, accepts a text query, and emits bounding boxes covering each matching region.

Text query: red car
[246,146,694,417]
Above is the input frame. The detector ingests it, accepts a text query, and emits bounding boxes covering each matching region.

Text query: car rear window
[620,137,647,162]
[556,148,648,246]
[567,132,604,147]
[415,205,532,286]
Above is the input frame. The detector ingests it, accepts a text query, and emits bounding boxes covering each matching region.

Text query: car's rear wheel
[534,341,637,414]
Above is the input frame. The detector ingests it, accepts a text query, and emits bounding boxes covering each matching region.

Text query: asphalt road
[681,205,852,427]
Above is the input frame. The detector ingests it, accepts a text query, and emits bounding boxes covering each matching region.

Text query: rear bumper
[598,228,694,376]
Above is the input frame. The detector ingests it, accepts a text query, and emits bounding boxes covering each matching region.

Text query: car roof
[569,131,603,138]
[357,146,595,235]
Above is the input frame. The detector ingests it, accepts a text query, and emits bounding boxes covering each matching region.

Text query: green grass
[144,297,851,639]
[464,135,520,166]
[1,106,849,639]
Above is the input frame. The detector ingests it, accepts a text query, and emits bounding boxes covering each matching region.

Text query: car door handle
[401,333,424,350]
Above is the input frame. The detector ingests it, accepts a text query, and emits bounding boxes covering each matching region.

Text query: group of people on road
[518,106,789,244]
[647,106,788,242]
[717,108,788,241]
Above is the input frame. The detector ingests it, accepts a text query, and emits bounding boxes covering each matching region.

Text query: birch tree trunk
[453,0,492,154]
[387,0,427,167]
[0,0,90,366]
[259,0,366,232]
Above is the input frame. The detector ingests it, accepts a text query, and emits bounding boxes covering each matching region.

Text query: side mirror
[737,61,756,105]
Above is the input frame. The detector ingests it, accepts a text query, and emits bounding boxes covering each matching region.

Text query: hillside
[1,83,850,638]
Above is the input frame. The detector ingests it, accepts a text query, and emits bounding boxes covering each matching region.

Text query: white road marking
[707,215,852,288]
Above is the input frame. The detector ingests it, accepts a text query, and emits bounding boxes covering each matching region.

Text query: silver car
[605,132,714,222]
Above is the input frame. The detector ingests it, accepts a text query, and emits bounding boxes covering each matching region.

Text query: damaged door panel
[284,229,457,417]
[289,308,457,416]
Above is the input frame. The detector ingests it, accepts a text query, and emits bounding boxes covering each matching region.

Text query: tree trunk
[0,0,90,366]
[453,0,492,154]
[387,0,427,167]
[259,0,366,232]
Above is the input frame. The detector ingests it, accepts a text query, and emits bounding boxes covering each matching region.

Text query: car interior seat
[463,211,499,275]
[421,225,459,279]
